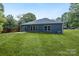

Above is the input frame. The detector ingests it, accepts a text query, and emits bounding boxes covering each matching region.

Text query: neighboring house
[20,18,63,34]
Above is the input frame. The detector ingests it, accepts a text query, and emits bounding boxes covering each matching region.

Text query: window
[48,26,50,31]
[30,25,37,31]
[44,26,47,31]
[33,26,35,30]
[44,25,51,31]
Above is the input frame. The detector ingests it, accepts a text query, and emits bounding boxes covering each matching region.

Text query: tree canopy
[0,3,6,33]
[69,3,79,28]
[0,3,4,12]
[18,12,36,24]
[60,3,79,29]
[0,3,5,24]
[3,15,17,32]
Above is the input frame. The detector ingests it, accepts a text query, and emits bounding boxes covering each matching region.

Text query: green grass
[0,30,79,56]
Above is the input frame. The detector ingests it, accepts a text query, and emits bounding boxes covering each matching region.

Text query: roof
[21,18,63,25]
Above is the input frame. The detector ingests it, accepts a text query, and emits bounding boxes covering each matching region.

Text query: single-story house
[20,18,63,34]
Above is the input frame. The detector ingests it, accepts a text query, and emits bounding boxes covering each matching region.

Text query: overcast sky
[3,3,70,20]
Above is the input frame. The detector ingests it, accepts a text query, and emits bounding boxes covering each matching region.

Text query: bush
[0,25,3,33]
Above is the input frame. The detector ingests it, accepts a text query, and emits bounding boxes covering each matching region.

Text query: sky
[3,3,70,20]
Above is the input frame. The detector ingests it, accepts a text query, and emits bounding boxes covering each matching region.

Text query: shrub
[0,24,3,33]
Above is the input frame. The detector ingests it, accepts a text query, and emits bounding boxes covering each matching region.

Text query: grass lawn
[0,30,79,56]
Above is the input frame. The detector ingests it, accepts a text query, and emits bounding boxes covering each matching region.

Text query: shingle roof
[21,18,63,25]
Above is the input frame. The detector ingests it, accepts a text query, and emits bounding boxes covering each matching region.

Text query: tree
[0,3,4,12]
[3,15,17,32]
[61,12,71,28]
[0,3,6,33]
[69,3,79,13]
[0,17,6,23]
[56,17,61,21]
[60,3,79,29]
[18,13,36,24]
[0,3,5,23]
[69,3,79,28]
[17,12,36,31]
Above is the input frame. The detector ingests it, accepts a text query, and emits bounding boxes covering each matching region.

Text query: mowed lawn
[0,30,79,56]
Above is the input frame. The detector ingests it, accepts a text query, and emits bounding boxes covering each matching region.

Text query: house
[20,18,63,34]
